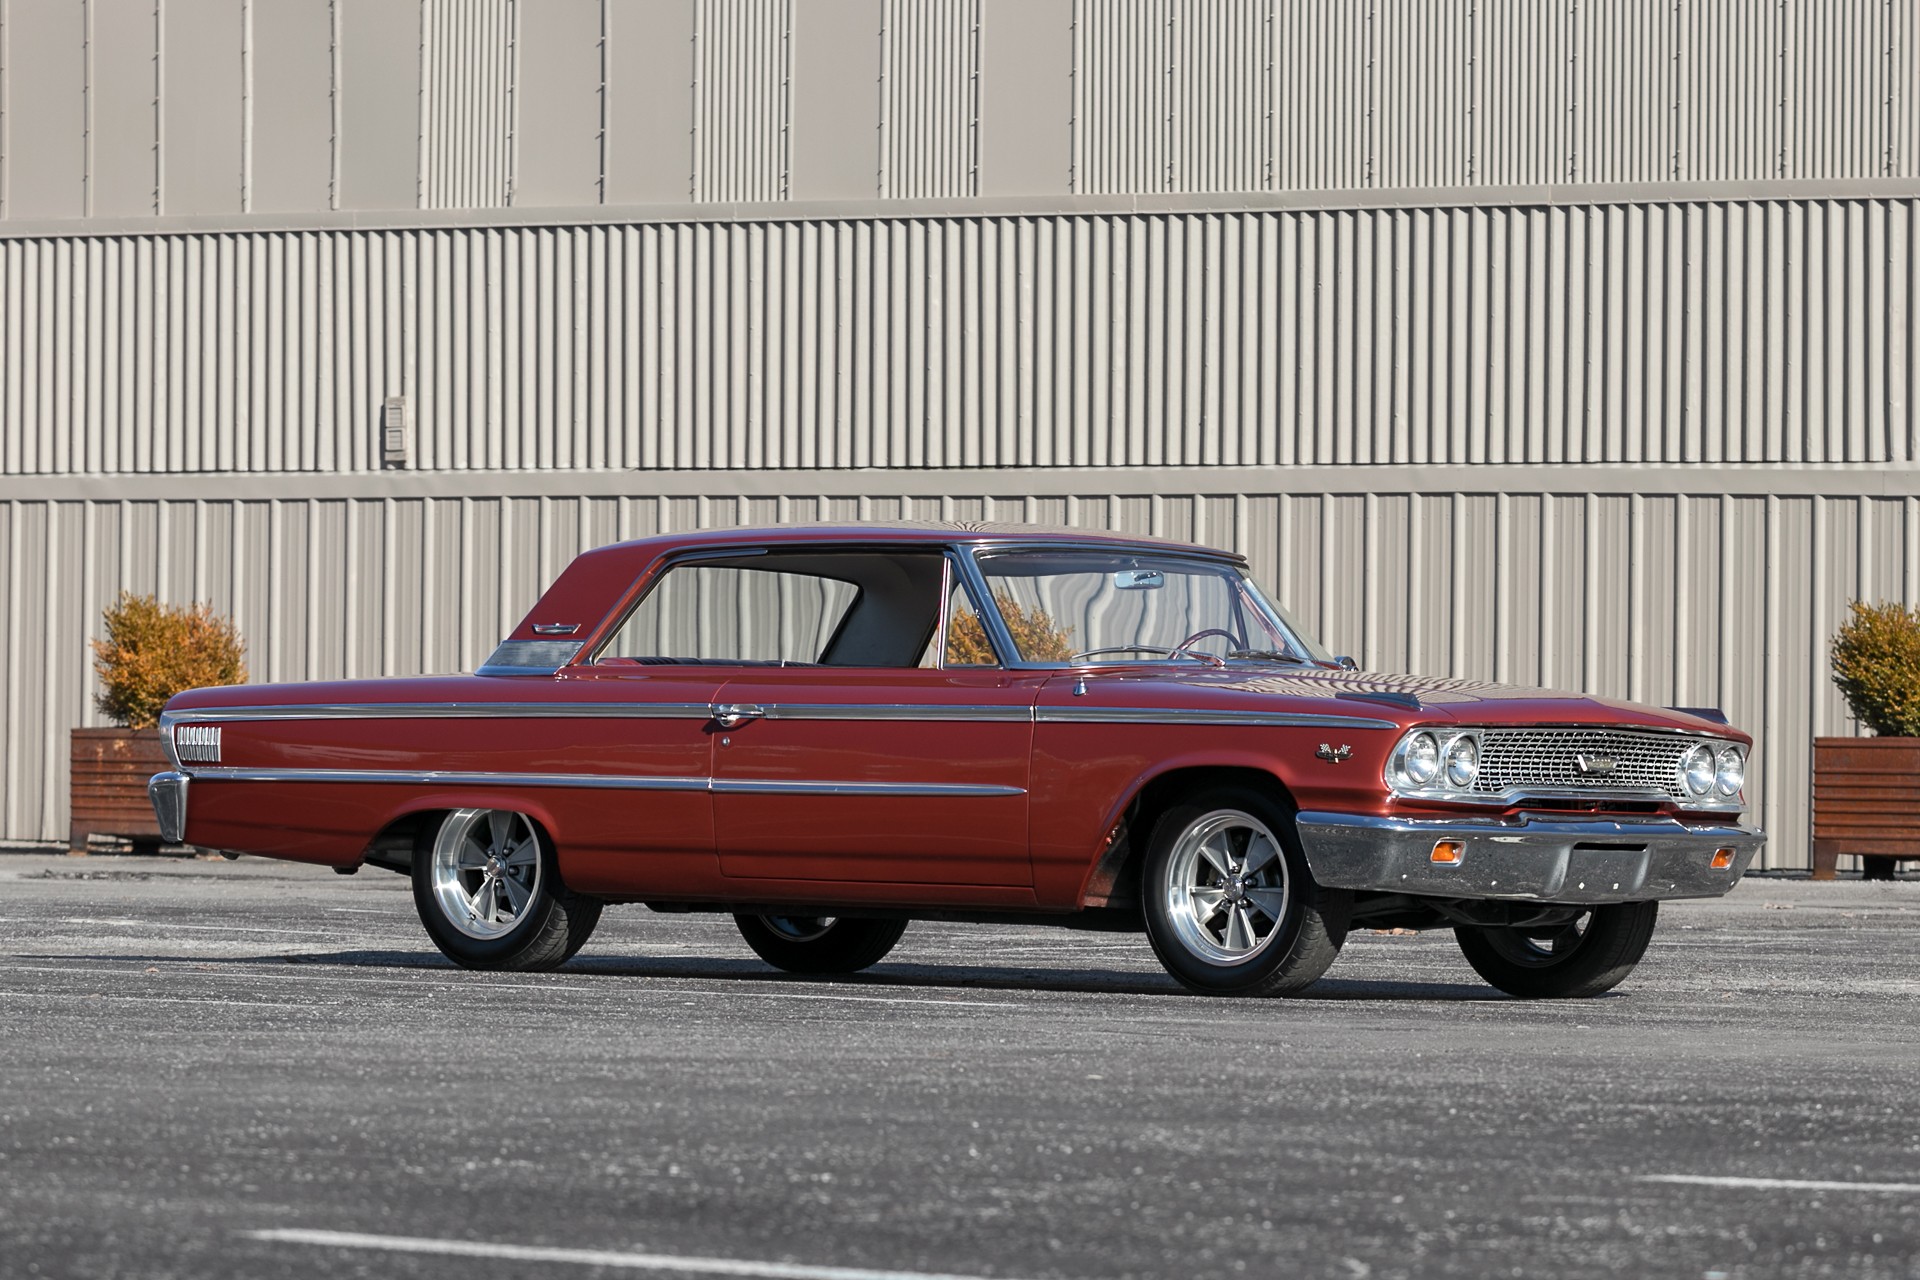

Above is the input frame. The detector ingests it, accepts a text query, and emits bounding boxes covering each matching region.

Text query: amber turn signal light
[1430,840,1464,865]
[1710,848,1735,869]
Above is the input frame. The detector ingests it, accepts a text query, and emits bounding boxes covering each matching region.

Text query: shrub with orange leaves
[946,593,1075,664]
[91,593,247,730]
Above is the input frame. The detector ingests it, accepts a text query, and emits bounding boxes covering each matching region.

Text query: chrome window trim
[179,765,1023,799]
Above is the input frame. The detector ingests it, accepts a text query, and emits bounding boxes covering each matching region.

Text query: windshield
[972,549,1327,665]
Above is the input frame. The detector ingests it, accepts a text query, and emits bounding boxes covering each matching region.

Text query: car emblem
[1316,743,1353,763]
[1574,752,1616,776]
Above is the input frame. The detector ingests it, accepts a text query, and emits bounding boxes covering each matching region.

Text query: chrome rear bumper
[1294,811,1765,904]
[148,771,189,844]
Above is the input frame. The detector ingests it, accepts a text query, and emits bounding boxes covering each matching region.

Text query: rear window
[598,564,858,665]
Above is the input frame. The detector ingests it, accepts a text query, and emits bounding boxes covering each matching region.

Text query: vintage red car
[149,522,1764,998]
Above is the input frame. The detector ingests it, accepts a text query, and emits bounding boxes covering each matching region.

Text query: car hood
[1088,665,1743,739]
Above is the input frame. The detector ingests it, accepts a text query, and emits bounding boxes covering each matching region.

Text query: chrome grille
[1470,728,1693,801]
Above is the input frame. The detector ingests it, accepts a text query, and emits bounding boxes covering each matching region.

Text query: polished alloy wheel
[1162,809,1293,964]
[759,915,836,943]
[429,808,544,940]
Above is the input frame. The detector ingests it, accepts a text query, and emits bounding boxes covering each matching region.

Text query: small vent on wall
[382,397,412,468]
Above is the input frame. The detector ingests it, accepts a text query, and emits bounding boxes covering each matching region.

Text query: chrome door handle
[712,703,767,729]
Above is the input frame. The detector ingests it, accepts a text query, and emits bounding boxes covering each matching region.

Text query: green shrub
[1830,600,1920,737]
[91,593,247,730]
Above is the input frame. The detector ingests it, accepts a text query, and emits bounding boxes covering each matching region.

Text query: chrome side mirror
[1334,655,1359,671]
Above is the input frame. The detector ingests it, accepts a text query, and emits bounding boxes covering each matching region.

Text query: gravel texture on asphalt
[1,853,1916,1280]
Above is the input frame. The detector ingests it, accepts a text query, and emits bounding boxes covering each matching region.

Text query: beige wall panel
[91,0,159,217]
[878,0,975,200]
[419,0,514,209]
[604,0,694,205]
[337,0,421,210]
[975,0,1068,197]
[5,0,84,219]
[514,0,602,207]
[250,0,335,214]
[786,0,876,201]
[161,0,244,215]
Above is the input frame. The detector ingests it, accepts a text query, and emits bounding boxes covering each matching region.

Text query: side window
[599,565,858,664]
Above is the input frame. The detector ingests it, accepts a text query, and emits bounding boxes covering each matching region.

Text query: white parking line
[1639,1174,1920,1194]
[243,1228,1038,1280]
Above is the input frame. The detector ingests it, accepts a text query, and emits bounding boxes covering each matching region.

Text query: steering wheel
[1170,628,1238,667]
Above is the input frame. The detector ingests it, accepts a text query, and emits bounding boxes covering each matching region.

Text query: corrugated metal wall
[693,0,790,204]
[879,0,979,200]
[1076,0,1920,194]
[3,482,1913,867]
[4,199,1914,475]
[420,0,516,210]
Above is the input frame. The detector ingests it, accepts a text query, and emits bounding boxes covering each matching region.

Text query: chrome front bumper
[1294,811,1766,904]
[148,771,189,845]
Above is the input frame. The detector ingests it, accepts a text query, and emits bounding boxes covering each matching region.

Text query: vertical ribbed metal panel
[1,485,1909,870]
[692,0,790,203]
[1073,0,1920,194]
[419,0,516,209]
[879,0,978,200]
[3,200,1915,473]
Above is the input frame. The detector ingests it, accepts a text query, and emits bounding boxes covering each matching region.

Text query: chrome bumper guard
[148,771,189,845]
[1294,811,1766,904]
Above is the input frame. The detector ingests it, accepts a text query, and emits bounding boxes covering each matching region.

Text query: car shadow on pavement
[30,948,1509,1001]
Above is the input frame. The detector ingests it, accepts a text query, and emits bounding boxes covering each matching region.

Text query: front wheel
[1453,901,1659,998]
[733,914,908,974]
[1141,787,1350,997]
[411,808,602,971]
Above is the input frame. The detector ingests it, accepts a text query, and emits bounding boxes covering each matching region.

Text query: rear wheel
[733,914,908,974]
[1453,901,1658,998]
[411,808,601,971]
[1141,786,1350,997]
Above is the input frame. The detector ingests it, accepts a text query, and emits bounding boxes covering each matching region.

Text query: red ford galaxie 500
[150,523,1763,998]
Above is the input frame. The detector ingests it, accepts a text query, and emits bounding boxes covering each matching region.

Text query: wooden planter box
[1812,737,1920,881]
[69,727,170,853]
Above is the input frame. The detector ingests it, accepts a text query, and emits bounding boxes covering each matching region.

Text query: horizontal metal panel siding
[1075,0,1920,195]
[420,0,516,210]
[693,0,789,203]
[3,199,1915,473]
[879,0,978,200]
[3,486,1910,869]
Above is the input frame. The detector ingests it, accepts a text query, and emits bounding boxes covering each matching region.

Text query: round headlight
[1681,744,1716,798]
[1402,732,1441,787]
[1444,735,1479,789]
[1715,745,1745,797]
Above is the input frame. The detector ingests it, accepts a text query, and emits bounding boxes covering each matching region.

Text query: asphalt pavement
[1,851,1917,1280]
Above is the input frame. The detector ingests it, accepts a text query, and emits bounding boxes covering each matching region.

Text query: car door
[709,666,1043,888]
[710,555,1041,889]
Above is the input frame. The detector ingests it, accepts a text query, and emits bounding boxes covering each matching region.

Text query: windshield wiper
[1227,649,1310,664]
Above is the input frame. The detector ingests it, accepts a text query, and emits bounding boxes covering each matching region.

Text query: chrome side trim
[762,703,1035,722]
[710,778,1025,798]
[161,702,716,724]
[181,766,1024,798]
[1036,707,1401,731]
[186,767,714,791]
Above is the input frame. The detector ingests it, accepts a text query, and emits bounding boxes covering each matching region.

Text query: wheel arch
[1076,761,1303,909]
[361,794,569,874]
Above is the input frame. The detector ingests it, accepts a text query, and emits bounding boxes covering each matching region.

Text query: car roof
[596,521,1247,563]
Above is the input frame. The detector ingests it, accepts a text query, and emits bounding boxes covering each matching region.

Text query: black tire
[1140,785,1351,997]
[410,809,602,972]
[733,914,908,975]
[1454,901,1659,998]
